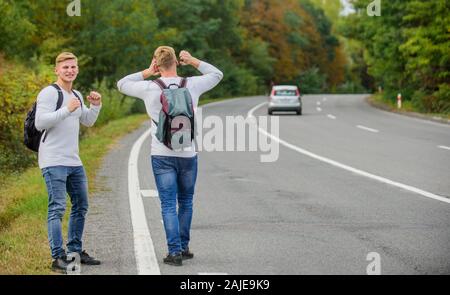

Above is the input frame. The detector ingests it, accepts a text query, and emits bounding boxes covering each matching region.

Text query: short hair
[55,52,77,66]
[154,46,177,69]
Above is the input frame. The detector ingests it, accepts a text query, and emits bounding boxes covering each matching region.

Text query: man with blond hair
[118,46,223,266]
[35,52,102,273]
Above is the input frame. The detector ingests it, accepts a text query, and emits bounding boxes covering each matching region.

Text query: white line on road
[198,273,229,275]
[317,101,321,106]
[128,129,161,275]
[317,107,322,112]
[327,114,336,120]
[247,102,450,204]
[438,145,450,151]
[141,189,159,198]
[323,97,327,101]
[357,125,379,133]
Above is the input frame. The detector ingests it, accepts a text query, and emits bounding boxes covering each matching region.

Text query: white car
[268,85,302,115]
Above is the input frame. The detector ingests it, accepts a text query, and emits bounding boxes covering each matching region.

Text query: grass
[0,114,147,274]
[368,93,450,120]
[0,95,237,274]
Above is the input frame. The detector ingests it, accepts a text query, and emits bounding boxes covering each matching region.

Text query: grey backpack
[152,78,195,151]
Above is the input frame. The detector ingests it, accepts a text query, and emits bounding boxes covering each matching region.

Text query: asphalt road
[83,95,450,275]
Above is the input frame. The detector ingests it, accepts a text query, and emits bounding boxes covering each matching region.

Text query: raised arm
[117,58,160,99]
[179,50,223,95]
[79,91,102,127]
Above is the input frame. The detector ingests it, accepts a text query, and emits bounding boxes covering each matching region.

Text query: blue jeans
[41,166,89,259]
[151,155,198,255]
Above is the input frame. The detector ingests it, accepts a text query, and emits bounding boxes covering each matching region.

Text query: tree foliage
[343,0,450,113]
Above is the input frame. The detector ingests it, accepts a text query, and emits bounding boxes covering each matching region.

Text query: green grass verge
[368,93,450,120]
[0,114,147,274]
[0,95,239,274]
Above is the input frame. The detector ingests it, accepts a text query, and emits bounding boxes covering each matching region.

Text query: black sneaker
[51,257,68,274]
[181,248,194,260]
[80,250,101,265]
[163,253,182,266]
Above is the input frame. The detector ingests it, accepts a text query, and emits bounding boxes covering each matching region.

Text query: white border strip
[248,102,450,204]
[141,189,159,198]
[128,129,161,274]
[438,145,450,151]
[357,125,379,133]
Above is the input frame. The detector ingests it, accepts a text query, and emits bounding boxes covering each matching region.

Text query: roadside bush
[297,67,326,94]
[336,81,367,94]
[0,58,54,173]
[432,84,450,114]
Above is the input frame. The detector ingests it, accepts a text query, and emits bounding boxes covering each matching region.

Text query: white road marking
[198,273,228,275]
[247,102,450,204]
[438,145,450,151]
[327,114,336,120]
[317,101,321,106]
[128,129,161,275]
[141,189,159,198]
[357,125,379,133]
[323,97,327,101]
[317,107,322,112]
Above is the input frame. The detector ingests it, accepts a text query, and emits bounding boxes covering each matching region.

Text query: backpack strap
[50,84,64,110]
[154,78,187,90]
[180,77,187,88]
[51,83,83,108]
[153,78,167,90]
[72,90,83,109]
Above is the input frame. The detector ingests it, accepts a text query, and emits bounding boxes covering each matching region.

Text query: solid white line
[317,107,322,112]
[247,102,450,204]
[438,145,450,151]
[327,114,336,120]
[357,125,379,133]
[126,98,254,275]
[141,189,159,198]
[128,129,161,275]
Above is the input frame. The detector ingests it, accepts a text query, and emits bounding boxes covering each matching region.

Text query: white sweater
[35,86,102,169]
[117,61,223,158]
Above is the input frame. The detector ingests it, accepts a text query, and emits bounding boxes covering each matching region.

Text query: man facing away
[117,46,223,266]
[35,52,102,273]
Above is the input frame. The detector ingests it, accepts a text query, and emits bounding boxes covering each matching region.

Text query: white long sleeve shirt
[35,86,102,169]
[117,61,223,158]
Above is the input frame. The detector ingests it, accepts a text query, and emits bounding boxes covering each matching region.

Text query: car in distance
[268,85,302,115]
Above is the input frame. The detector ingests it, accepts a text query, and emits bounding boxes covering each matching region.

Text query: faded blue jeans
[151,155,198,256]
[41,166,88,259]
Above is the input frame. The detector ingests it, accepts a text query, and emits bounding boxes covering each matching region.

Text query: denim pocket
[151,156,175,175]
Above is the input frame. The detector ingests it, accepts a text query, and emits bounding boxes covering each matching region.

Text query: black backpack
[23,84,81,152]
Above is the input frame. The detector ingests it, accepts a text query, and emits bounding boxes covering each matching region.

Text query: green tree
[343,0,449,112]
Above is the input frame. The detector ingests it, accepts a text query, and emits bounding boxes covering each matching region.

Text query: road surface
[82,94,450,275]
